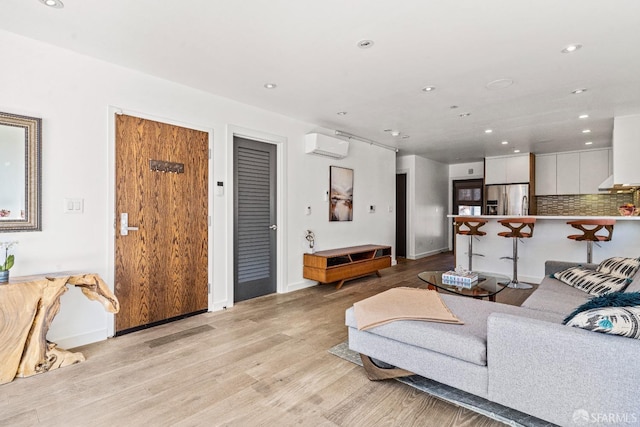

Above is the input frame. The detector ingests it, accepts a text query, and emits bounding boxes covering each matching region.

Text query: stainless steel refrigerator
[485,184,530,216]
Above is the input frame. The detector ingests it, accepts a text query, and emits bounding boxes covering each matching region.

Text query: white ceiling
[2,0,640,164]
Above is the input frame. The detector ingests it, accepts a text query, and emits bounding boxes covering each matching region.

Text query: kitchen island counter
[450,215,640,283]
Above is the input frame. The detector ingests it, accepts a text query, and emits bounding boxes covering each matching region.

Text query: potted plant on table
[0,241,18,284]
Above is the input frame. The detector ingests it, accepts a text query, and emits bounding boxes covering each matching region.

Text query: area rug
[329,342,556,427]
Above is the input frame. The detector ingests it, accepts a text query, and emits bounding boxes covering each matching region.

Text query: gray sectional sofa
[345,261,640,426]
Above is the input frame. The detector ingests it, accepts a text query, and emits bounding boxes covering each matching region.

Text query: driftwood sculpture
[0,273,119,385]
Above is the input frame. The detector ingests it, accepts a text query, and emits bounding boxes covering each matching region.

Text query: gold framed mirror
[0,112,42,232]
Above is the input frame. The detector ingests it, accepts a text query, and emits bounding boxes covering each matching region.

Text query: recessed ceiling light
[449,105,459,109]
[390,131,401,137]
[486,78,514,90]
[357,40,375,49]
[501,141,509,145]
[579,114,589,119]
[514,149,521,153]
[572,88,587,94]
[264,83,277,89]
[459,112,471,118]
[485,129,493,134]
[39,0,64,7]
[562,44,583,54]
[585,141,593,145]
[383,129,392,132]
[336,111,347,116]
[401,135,410,139]
[422,86,436,92]
[582,129,591,133]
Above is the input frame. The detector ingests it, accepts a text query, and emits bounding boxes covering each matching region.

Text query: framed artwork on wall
[329,166,353,221]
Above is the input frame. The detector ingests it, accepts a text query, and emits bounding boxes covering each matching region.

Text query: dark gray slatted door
[233,137,277,302]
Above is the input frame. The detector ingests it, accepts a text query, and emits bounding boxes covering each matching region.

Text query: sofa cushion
[596,257,640,279]
[553,266,629,296]
[521,287,590,315]
[624,272,640,293]
[566,306,640,339]
[535,276,594,298]
[345,294,563,367]
[563,292,640,324]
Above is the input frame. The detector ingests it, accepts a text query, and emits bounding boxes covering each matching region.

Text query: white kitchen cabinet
[613,114,640,185]
[506,154,530,183]
[579,149,610,194]
[485,154,530,184]
[535,154,557,195]
[535,149,611,196]
[556,152,580,195]
[484,157,507,184]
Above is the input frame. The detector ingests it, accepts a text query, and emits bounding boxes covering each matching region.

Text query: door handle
[269,224,277,230]
[120,213,140,236]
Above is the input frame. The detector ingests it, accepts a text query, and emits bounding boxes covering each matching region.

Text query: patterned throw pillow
[566,306,640,339]
[553,266,629,296]
[596,257,640,279]
[563,292,640,324]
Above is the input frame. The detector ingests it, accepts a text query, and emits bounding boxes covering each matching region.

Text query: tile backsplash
[536,193,638,216]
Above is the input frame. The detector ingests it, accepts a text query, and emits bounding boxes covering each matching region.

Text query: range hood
[597,114,640,193]
[598,175,637,193]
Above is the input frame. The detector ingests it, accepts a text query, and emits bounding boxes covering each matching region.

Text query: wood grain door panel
[115,114,208,333]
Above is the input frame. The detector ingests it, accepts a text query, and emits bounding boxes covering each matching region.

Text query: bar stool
[498,217,536,289]
[454,217,488,271]
[567,219,615,263]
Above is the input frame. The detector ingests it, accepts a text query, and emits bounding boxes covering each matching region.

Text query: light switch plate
[63,198,84,214]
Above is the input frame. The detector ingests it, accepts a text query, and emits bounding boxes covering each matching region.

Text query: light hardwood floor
[0,253,535,427]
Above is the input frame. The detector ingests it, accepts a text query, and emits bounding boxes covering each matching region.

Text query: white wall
[288,141,396,288]
[396,155,449,259]
[0,29,396,347]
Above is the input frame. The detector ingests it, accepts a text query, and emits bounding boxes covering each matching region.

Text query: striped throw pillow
[566,306,640,339]
[596,257,640,279]
[553,266,629,296]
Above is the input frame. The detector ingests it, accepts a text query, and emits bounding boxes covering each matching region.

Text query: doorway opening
[452,178,484,253]
[396,173,407,258]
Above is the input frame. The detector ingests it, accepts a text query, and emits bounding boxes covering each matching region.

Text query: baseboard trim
[286,279,317,293]
[54,329,108,350]
[212,300,232,311]
[408,248,449,260]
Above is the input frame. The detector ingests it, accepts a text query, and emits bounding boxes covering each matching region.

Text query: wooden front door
[115,114,209,334]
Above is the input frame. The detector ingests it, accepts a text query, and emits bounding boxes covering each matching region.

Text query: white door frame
[225,125,287,307]
[106,106,215,337]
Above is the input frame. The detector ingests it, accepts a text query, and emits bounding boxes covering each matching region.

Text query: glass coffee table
[417,271,510,302]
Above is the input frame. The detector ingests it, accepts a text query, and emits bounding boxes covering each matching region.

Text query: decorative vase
[0,270,8,284]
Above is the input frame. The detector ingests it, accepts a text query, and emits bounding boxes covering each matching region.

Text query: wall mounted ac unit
[305,133,349,159]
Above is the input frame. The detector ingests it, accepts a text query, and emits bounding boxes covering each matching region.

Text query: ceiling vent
[305,133,349,159]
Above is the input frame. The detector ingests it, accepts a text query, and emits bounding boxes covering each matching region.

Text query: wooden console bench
[303,244,392,289]
[0,272,119,384]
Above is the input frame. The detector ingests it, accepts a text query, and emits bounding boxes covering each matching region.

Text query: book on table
[442,270,479,288]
